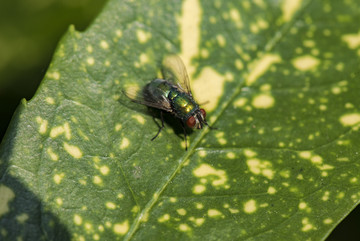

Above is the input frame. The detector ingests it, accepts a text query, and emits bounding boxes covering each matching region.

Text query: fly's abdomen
[145,79,172,100]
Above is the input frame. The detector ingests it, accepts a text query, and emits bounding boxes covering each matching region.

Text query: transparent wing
[122,86,172,112]
[162,55,192,95]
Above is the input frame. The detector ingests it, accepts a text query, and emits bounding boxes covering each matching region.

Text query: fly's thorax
[170,91,198,119]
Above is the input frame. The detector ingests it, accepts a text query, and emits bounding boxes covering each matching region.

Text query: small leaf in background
[1,0,360,240]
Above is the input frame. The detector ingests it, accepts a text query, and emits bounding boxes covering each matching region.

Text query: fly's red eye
[200,108,206,118]
[186,116,196,128]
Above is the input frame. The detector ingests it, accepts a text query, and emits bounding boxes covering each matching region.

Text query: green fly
[123,55,212,150]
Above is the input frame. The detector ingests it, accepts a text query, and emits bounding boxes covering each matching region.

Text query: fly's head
[186,108,208,129]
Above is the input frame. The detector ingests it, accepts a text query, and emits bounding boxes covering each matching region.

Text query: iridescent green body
[145,79,199,121]
[123,55,212,150]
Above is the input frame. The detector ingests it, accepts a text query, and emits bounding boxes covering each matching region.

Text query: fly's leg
[151,111,165,141]
[202,117,217,130]
[180,121,188,151]
[205,121,217,130]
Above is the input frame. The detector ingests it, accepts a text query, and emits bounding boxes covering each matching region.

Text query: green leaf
[1,0,360,240]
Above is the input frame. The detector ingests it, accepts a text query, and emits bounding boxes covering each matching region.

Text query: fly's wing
[122,85,172,112]
[162,55,192,95]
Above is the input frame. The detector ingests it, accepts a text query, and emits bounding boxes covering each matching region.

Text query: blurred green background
[0,0,358,240]
[0,0,108,139]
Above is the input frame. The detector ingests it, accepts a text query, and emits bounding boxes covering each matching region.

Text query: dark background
[0,1,358,240]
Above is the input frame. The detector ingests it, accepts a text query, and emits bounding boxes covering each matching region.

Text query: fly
[123,55,213,150]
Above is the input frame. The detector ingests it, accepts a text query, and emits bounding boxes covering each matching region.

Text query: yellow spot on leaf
[53,173,65,184]
[177,209,187,216]
[247,158,274,179]
[216,34,226,47]
[303,39,315,48]
[132,114,145,124]
[50,122,71,140]
[36,116,48,134]
[229,208,239,214]
[292,55,320,71]
[85,222,93,231]
[230,8,243,28]
[323,218,333,224]
[226,152,235,159]
[208,209,222,217]
[193,67,225,112]
[267,186,276,194]
[136,29,151,43]
[120,138,130,149]
[0,185,15,216]
[115,123,122,131]
[244,199,257,214]
[113,220,129,235]
[56,198,63,205]
[74,214,82,225]
[86,45,93,53]
[235,59,244,70]
[339,113,360,126]
[342,31,360,49]
[158,214,170,223]
[93,176,102,185]
[252,94,275,109]
[179,223,191,232]
[198,150,206,157]
[64,142,82,159]
[260,84,271,91]
[299,151,311,159]
[193,164,228,186]
[93,156,100,163]
[87,57,95,66]
[131,205,139,214]
[194,218,205,226]
[179,0,201,75]
[46,97,55,105]
[139,53,149,64]
[246,54,281,85]
[47,148,59,161]
[331,86,341,95]
[350,177,358,183]
[115,29,123,38]
[100,166,109,175]
[319,164,334,170]
[299,202,307,210]
[244,149,257,158]
[281,0,302,22]
[100,40,109,49]
[233,97,247,108]
[311,155,323,164]
[337,192,345,199]
[218,138,227,145]
[106,202,116,209]
[47,71,60,80]
[193,184,206,194]
[302,218,315,232]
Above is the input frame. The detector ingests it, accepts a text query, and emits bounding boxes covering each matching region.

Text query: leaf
[1,0,360,240]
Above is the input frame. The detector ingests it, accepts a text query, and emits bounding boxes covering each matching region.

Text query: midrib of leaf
[124,2,313,239]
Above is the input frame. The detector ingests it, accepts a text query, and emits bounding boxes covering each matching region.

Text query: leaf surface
[1,0,360,240]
